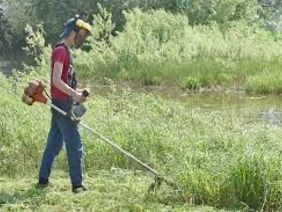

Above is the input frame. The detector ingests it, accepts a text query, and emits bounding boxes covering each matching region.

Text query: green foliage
[17,7,282,94]
[246,69,282,94]
[183,0,258,26]
[1,72,282,210]
[0,0,14,56]
[27,0,107,42]
[3,2,282,211]
[69,9,282,93]
[258,0,282,30]
[1,0,278,45]
[23,24,46,64]
[1,0,282,58]
[0,0,34,57]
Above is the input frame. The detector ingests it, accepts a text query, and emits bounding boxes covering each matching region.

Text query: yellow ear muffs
[76,19,92,32]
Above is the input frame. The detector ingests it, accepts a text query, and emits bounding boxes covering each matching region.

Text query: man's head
[60,15,92,47]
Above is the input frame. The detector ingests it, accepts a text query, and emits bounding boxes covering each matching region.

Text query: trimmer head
[148,176,163,193]
[147,175,179,193]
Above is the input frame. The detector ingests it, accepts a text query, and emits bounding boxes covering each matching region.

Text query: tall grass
[3,7,282,210]
[68,9,282,93]
[22,8,282,94]
[1,72,282,210]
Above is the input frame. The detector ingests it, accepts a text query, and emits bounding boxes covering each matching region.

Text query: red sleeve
[52,46,67,64]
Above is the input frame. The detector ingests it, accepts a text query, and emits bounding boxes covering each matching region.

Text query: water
[173,93,282,128]
[92,84,282,128]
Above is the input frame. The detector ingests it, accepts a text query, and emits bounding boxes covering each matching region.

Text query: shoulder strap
[54,42,71,62]
[54,43,76,89]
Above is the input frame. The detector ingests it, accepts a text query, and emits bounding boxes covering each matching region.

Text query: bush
[70,9,282,93]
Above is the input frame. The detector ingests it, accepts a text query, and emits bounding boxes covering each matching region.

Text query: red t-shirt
[51,44,71,100]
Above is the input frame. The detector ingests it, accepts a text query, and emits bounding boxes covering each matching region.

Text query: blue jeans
[39,99,83,186]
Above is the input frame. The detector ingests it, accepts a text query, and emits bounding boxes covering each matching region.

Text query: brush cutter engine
[72,104,87,121]
[22,80,47,105]
[22,80,89,121]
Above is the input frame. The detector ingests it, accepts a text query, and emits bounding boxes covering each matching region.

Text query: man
[38,16,92,193]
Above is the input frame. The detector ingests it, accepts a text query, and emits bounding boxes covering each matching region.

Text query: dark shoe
[37,178,49,188]
[72,185,87,193]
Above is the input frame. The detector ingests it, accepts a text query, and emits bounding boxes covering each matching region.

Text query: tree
[181,0,258,25]
[0,0,13,56]
[259,0,282,30]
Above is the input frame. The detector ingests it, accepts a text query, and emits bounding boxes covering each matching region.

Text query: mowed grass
[0,170,226,212]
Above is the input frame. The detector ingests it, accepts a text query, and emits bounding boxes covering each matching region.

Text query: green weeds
[1,73,282,210]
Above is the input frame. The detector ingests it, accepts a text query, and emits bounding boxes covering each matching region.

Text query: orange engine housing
[22,80,47,105]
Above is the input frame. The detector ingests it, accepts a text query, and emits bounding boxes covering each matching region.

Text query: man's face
[74,29,89,48]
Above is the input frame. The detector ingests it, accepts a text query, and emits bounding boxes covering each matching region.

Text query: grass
[0,170,225,212]
[3,7,282,211]
[63,9,282,94]
[1,72,282,210]
[20,9,282,95]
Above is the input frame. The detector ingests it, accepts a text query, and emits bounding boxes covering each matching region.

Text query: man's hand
[73,92,87,104]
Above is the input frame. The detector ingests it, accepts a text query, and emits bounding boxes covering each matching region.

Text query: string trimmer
[22,79,179,193]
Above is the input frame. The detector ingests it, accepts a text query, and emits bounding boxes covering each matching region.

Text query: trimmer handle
[82,89,90,97]
[74,89,90,106]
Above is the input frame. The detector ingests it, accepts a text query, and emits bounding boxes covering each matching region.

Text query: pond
[92,84,282,129]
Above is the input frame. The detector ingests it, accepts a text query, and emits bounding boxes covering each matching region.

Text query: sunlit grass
[1,73,282,210]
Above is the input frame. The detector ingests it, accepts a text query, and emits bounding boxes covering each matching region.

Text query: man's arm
[53,61,86,103]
